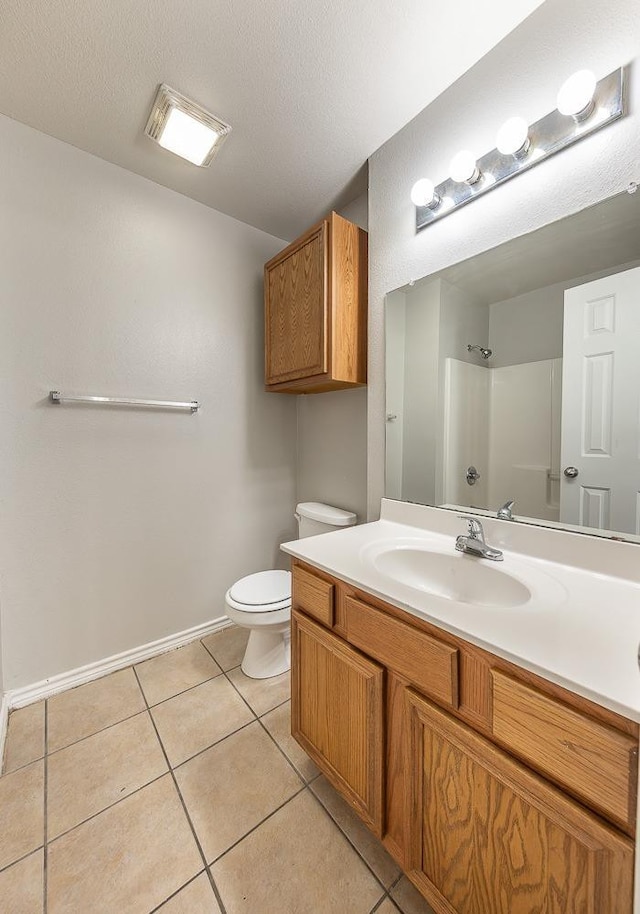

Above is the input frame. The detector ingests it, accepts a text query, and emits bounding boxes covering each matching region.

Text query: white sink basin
[365,544,532,608]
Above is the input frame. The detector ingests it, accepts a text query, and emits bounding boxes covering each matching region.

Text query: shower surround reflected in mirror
[385,188,640,542]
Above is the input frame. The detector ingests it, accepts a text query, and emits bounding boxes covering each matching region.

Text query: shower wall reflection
[385,277,562,519]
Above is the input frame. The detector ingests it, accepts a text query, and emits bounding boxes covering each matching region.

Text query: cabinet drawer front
[491,670,638,831]
[293,565,334,627]
[344,596,458,709]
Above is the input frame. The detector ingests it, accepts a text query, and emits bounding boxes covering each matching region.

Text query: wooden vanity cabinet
[264,211,367,394]
[290,560,638,914]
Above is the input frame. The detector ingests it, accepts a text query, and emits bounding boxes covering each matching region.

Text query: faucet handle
[457,515,485,539]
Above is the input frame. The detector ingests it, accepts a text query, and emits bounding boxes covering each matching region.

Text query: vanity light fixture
[412,66,625,232]
[450,150,481,184]
[556,69,597,120]
[410,178,440,209]
[496,117,530,158]
[145,84,232,167]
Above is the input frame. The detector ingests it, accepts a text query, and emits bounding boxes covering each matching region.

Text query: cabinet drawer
[344,596,458,709]
[491,670,638,831]
[292,565,334,627]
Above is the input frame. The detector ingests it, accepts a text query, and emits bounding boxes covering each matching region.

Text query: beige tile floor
[0,624,435,914]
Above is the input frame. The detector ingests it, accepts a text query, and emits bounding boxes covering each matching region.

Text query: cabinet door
[291,609,384,834]
[405,689,634,914]
[265,223,328,385]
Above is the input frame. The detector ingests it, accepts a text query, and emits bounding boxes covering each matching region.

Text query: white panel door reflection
[561,266,640,534]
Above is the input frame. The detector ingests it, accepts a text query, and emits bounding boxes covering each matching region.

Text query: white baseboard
[6,615,231,711]
[0,691,9,772]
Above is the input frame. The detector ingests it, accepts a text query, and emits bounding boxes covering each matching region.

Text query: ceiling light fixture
[556,70,597,120]
[145,84,232,167]
[411,66,625,231]
[496,117,530,158]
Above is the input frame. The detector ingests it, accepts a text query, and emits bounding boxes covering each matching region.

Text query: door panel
[265,225,327,384]
[291,609,384,834]
[561,266,640,534]
[405,689,633,914]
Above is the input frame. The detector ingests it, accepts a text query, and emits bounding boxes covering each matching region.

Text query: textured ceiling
[0,0,543,240]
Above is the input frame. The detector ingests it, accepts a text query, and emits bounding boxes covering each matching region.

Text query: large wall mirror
[385,187,640,542]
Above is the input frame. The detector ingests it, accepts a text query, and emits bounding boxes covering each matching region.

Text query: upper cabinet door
[264,212,367,394]
[265,222,328,385]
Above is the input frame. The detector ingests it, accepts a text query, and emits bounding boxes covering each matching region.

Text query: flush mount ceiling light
[145,84,232,167]
[412,66,625,232]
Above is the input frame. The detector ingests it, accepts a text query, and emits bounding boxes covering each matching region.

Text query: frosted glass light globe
[557,70,597,118]
[410,178,438,208]
[496,117,530,157]
[450,150,480,184]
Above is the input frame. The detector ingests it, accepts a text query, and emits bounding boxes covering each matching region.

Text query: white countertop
[282,500,640,722]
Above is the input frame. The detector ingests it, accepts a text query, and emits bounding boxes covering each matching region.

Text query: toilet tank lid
[295,502,357,527]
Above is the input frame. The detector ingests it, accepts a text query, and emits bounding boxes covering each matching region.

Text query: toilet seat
[227,570,291,613]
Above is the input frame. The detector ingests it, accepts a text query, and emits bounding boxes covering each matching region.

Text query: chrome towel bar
[49,391,200,413]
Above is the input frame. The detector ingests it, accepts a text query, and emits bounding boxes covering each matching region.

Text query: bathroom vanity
[282,500,640,914]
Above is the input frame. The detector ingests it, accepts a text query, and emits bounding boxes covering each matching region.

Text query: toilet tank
[295,502,357,538]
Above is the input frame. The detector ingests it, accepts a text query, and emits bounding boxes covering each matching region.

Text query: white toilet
[225,502,357,678]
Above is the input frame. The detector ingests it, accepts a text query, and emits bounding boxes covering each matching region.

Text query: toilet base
[241,627,291,679]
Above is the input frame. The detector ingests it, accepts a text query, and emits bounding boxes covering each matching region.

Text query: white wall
[400,281,441,504]
[368,0,640,518]
[489,259,640,369]
[295,192,369,521]
[0,115,297,690]
[488,359,562,518]
[384,291,406,499]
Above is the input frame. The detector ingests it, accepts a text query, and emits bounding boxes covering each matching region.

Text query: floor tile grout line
[168,717,258,772]
[222,665,290,722]
[44,768,169,847]
[44,667,225,760]
[146,867,207,913]
[255,714,309,786]
[257,695,291,718]
[132,665,229,914]
[139,667,225,711]
[208,783,308,867]
[43,699,48,914]
[306,784,391,898]
[0,845,45,876]
[199,634,243,673]
[45,706,147,758]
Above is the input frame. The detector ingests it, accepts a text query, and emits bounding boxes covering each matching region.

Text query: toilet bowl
[225,570,292,679]
[225,502,357,679]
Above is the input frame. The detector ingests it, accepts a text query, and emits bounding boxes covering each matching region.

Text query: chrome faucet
[497,499,515,520]
[455,516,503,561]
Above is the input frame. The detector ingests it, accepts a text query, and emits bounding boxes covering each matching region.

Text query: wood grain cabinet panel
[406,689,634,914]
[291,609,384,834]
[344,595,459,709]
[491,670,638,832]
[264,212,367,394]
[292,565,334,627]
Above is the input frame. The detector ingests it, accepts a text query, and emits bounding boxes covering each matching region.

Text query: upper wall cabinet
[264,212,368,394]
